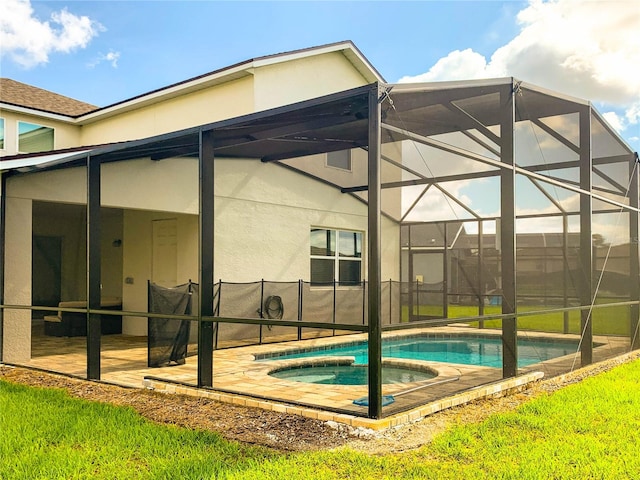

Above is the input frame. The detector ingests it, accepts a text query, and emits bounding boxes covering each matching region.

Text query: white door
[152,219,178,287]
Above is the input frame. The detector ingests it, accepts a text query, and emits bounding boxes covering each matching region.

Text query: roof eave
[77,41,383,125]
[0,102,80,123]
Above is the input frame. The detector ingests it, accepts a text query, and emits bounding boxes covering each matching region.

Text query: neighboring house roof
[0,41,383,124]
[0,78,98,117]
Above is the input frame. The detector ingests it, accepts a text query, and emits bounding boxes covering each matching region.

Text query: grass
[403,303,631,336]
[3,358,640,479]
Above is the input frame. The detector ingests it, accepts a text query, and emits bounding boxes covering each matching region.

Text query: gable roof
[79,40,384,124]
[0,78,98,117]
[1,41,383,124]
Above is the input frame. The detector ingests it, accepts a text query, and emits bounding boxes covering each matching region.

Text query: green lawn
[404,303,631,335]
[2,358,640,479]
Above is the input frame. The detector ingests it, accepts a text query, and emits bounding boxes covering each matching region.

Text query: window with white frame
[0,118,4,150]
[310,228,362,285]
[18,121,54,153]
[326,149,351,171]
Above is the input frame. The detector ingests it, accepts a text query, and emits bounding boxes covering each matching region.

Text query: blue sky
[1,0,639,152]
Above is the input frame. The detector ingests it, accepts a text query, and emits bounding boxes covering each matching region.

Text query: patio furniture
[43,298,123,337]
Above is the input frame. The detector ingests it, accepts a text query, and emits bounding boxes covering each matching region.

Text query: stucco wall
[6,167,87,204]
[2,197,32,362]
[5,155,400,339]
[0,110,81,157]
[80,77,255,146]
[79,52,369,147]
[253,52,369,111]
[214,158,399,282]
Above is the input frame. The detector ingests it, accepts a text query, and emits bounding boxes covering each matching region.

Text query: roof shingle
[0,78,98,117]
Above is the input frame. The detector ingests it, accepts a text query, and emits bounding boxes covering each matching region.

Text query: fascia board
[252,41,384,83]
[52,42,382,126]
[77,65,255,125]
[0,102,77,123]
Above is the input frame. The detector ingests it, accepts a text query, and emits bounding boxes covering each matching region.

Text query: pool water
[270,364,436,385]
[266,336,579,368]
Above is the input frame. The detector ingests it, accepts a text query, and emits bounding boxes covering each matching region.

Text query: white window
[326,150,351,171]
[18,121,54,153]
[310,228,362,285]
[0,118,4,150]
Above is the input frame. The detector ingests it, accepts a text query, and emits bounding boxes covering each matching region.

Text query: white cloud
[0,0,103,68]
[602,112,625,133]
[399,0,640,137]
[398,49,496,83]
[88,50,121,69]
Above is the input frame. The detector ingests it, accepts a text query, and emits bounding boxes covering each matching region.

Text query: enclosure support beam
[579,106,593,365]
[443,226,449,319]
[198,129,215,387]
[367,85,383,419]
[478,220,485,323]
[563,214,570,334]
[500,83,517,378]
[630,154,639,350]
[87,155,102,380]
[0,174,6,360]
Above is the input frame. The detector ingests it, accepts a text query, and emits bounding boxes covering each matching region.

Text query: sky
[1,0,638,153]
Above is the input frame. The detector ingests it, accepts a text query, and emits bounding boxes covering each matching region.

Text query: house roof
[0,78,98,117]
[78,40,384,124]
[2,78,635,222]
[1,41,383,124]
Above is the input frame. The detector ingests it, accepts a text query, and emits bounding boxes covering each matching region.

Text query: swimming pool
[262,335,580,368]
[270,364,437,385]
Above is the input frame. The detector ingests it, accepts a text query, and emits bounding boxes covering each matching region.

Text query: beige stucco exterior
[1,43,398,363]
[4,153,400,338]
[0,110,81,156]
[1,45,376,157]
[80,77,256,146]
[2,197,32,362]
[253,51,369,111]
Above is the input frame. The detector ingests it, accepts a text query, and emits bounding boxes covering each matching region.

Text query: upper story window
[0,118,4,150]
[326,150,351,171]
[310,228,362,285]
[18,121,54,153]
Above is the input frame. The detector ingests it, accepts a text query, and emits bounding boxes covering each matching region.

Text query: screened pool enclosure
[1,79,638,420]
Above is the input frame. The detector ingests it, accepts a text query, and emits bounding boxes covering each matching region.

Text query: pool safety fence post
[87,153,102,380]
[297,279,303,341]
[198,128,215,387]
[579,105,593,366]
[389,279,392,326]
[259,278,264,344]
[332,279,336,335]
[367,84,383,419]
[214,279,221,350]
[500,82,517,378]
[362,280,366,325]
